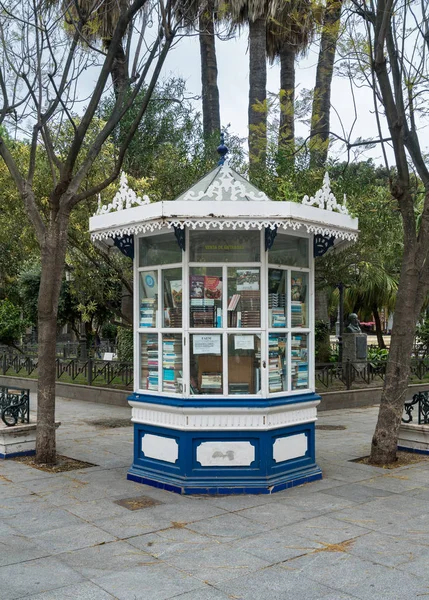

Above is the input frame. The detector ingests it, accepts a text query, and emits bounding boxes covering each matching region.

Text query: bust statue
[345,313,361,333]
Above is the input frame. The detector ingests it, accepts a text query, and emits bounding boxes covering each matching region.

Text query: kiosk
[90,147,358,494]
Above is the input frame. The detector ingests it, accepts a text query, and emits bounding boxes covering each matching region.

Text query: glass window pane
[268,269,287,328]
[140,333,158,391]
[268,334,287,393]
[291,333,309,390]
[163,268,182,328]
[189,230,260,262]
[291,272,308,328]
[139,271,158,328]
[228,334,261,394]
[190,334,223,394]
[269,234,309,267]
[190,267,222,328]
[139,232,182,267]
[162,334,182,393]
[227,267,260,328]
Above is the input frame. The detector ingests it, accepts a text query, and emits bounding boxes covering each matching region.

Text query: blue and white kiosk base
[127,392,322,495]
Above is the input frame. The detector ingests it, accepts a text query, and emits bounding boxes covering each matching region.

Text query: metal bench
[0,387,30,427]
[402,391,429,424]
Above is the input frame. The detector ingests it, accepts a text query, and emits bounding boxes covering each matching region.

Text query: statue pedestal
[342,333,367,372]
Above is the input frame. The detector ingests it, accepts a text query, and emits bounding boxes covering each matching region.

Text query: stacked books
[141,336,158,391]
[201,372,222,391]
[168,307,182,328]
[268,293,286,308]
[140,297,157,328]
[240,291,260,328]
[291,301,304,327]
[190,274,221,328]
[162,337,182,393]
[271,308,286,328]
[190,298,215,328]
[227,294,241,327]
[268,334,283,393]
[291,335,308,389]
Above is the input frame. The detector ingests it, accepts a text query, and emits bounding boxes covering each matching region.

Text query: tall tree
[174,0,221,138]
[267,0,315,157]
[0,0,178,463]
[309,0,342,167]
[199,0,221,137]
[219,0,269,174]
[330,0,429,463]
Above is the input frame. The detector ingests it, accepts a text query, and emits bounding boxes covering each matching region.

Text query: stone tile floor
[1,397,429,599]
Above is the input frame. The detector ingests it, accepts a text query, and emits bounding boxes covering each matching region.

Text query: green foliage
[116,326,133,362]
[101,322,117,342]
[367,347,389,362]
[415,319,429,358]
[315,319,331,362]
[0,299,28,347]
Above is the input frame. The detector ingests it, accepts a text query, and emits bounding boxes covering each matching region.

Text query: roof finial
[217,132,228,166]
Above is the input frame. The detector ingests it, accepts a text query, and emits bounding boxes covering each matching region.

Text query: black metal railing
[0,386,30,426]
[403,391,429,424]
[0,342,117,359]
[2,351,429,393]
[315,357,429,391]
[0,353,133,389]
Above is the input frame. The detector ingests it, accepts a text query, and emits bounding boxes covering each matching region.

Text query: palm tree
[60,0,131,96]
[309,0,343,167]
[219,0,269,175]
[199,0,221,137]
[267,0,314,158]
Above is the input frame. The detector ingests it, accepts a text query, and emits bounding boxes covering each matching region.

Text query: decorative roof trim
[95,172,150,216]
[302,172,349,215]
[91,218,358,242]
[180,165,270,202]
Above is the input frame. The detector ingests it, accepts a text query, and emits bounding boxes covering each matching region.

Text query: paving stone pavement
[2,397,429,599]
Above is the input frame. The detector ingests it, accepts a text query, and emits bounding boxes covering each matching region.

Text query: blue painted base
[0,449,35,459]
[397,445,429,455]
[127,392,322,495]
[127,465,322,495]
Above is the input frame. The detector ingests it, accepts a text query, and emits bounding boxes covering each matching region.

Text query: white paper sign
[234,335,254,350]
[193,335,221,355]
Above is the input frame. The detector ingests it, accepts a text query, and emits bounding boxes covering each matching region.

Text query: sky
[160,30,391,167]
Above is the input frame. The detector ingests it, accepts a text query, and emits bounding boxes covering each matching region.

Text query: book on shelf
[229,382,249,394]
[141,271,158,298]
[291,277,306,303]
[190,275,205,299]
[271,308,286,327]
[236,269,259,291]
[201,372,222,390]
[204,276,222,300]
[227,294,240,311]
[140,297,157,327]
[169,280,182,308]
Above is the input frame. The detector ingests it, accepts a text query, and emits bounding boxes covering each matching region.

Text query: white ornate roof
[89,167,358,246]
[174,165,270,202]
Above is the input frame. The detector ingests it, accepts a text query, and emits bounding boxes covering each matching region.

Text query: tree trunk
[370,246,421,464]
[199,0,221,139]
[315,287,331,362]
[248,17,267,178]
[36,217,69,464]
[279,46,295,160]
[104,40,129,98]
[121,281,133,326]
[309,0,342,168]
[372,304,386,349]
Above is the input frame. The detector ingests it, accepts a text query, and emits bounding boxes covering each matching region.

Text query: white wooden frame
[134,228,314,398]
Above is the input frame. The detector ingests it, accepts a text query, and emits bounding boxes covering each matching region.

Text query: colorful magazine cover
[204,276,222,300]
[169,280,183,307]
[190,275,205,299]
[236,269,259,291]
